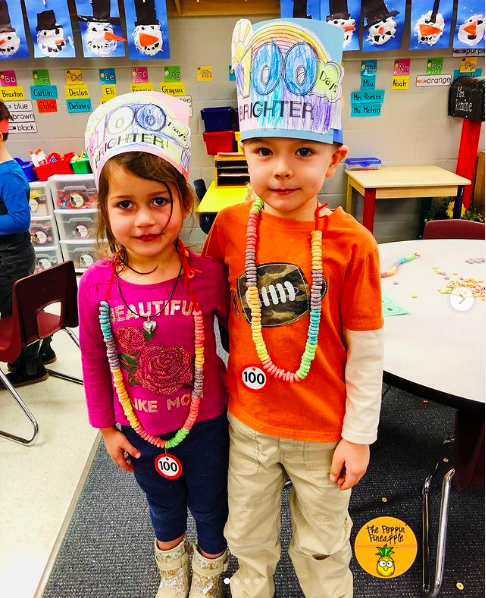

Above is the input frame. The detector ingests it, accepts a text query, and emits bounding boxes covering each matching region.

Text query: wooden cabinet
[167,0,279,17]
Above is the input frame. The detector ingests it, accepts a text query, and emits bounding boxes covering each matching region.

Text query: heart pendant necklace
[116,263,183,335]
[143,317,157,334]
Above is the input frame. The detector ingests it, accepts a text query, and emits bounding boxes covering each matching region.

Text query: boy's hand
[101,426,141,472]
[330,439,370,491]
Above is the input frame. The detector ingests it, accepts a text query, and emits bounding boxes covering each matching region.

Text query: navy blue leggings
[122,413,229,554]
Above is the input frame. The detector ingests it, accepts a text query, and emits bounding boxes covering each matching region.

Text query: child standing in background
[0,100,55,386]
[80,92,230,598]
[204,18,384,597]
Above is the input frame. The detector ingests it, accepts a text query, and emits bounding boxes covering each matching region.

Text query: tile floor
[0,328,99,598]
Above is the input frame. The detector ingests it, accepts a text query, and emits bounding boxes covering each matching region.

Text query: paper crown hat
[85,91,191,187]
[231,18,344,145]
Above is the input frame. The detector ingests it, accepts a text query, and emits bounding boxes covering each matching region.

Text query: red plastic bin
[203,131,234,156]
[34,153,75,180]
[34,162,56,181]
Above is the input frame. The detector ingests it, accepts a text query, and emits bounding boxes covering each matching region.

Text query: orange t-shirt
[203,202,383,442]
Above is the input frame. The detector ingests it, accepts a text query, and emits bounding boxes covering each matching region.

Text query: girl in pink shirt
[80,92,229,598]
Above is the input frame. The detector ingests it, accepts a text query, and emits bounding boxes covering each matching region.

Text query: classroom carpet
[43,386,484,598]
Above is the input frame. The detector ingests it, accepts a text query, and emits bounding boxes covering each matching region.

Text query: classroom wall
[6,13,485,245]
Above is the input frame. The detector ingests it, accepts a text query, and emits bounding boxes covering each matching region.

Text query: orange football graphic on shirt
[237,262,327,327]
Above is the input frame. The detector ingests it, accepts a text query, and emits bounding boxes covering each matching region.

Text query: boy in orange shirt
[203,18,384,598]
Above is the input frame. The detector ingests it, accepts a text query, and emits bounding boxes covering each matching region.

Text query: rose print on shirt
[115,325,193,395]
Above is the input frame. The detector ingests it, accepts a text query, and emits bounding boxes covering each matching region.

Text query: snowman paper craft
[0,0,20,57]
[36,10,68,56]
[458,14,485,46]
[363,0,399,45]
[133,0,163,56]
[414,0,445,46]
[326,0,356,48]
[78,0,126,57]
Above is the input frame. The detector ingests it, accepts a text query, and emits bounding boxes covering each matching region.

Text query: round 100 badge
[354,516,418,579]
[154,453,183,480]
[239,364,270,393]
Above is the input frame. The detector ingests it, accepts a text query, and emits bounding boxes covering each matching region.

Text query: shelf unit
[28,181,62,273]
[214,153,249,188]
[47,174,101,274]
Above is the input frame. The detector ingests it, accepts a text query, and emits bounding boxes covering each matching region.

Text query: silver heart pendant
[143,319,156,334]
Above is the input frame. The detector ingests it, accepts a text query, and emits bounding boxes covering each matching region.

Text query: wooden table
[346,166,471,234]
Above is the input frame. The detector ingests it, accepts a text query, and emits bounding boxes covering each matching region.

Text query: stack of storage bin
[201,107,237,155]
[49,174,101,273]
[28,181,62,273]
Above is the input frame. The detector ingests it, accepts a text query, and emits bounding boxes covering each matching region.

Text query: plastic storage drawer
[30,216,57,246]
[55,209,98,241]
[60,240,101,271]
[48,174,98,209]
[29,182,52,216]
[34,246,62,273]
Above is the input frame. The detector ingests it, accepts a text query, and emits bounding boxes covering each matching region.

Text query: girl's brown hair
[97,151,195,265]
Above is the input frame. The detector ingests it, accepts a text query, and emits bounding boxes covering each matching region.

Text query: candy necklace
[115,264,183,334]
[245,198,327,383]
[381,253,420,278]
[99,240,204,477]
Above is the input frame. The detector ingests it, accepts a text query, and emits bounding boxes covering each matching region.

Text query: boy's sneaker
[3,364,49,388]
[8,346,57,371]
[154,538,191,598]
[189,546,228,598]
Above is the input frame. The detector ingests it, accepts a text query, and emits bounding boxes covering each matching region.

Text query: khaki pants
[225,414,353,598]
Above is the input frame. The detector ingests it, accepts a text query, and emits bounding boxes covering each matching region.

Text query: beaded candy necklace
[245,198,328,383]
[99,240,204,451]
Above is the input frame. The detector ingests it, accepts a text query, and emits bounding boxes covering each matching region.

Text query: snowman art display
[0,0,20,57]
[36,9,69,55]
[132,0,163,56]
[363,0,399,45]
[414,0,445,46]
[78,0,126,56]
[458,13,485,46]
[325,0,356,48]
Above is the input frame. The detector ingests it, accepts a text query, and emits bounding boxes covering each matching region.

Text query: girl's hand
[101,426,141,472]
[330,439,370,491]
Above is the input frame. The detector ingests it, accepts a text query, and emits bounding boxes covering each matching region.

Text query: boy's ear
[326,144,349,178]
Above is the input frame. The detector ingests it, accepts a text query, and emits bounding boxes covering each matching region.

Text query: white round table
[379,239,485,408]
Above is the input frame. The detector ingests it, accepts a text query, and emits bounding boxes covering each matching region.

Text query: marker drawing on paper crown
[231,18,344,144]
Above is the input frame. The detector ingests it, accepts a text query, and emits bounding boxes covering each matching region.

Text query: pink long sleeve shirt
[78,255,229,435]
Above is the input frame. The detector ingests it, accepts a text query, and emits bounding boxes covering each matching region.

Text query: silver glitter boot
[189,546,228,597]
[154,538,191,598]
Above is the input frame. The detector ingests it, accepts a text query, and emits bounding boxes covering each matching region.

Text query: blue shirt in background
[0,159,31,236]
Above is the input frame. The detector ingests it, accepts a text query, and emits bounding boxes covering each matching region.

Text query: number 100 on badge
[240,365,269,392]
